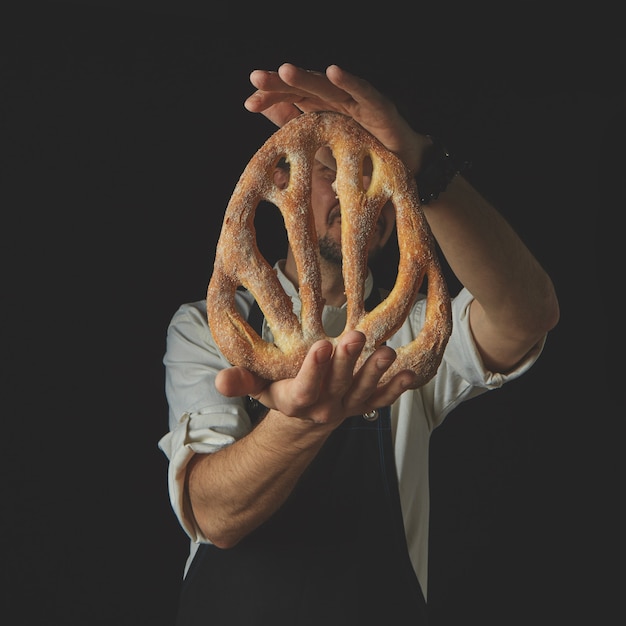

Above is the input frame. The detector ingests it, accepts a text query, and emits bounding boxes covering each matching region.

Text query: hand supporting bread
[207,111,451,387]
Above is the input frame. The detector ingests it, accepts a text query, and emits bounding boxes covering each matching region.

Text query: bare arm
[245,63,560,371]
[186,406,332,548]
[424,175,559,371]
[187,333,416,548]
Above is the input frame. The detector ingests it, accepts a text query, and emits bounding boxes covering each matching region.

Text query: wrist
[258,409,336,454]
[246,396,336,438]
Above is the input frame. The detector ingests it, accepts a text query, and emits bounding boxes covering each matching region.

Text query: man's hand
[215,330,418,427]
[244,63,432,176]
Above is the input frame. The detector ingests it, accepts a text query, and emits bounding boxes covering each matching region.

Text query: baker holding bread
[159,63,560,625]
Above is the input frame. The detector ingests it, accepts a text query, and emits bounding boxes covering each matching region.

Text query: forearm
[423,175,560,368]
[186,409,333,548]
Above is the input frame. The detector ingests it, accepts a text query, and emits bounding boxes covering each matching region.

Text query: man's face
[310,148,396,265]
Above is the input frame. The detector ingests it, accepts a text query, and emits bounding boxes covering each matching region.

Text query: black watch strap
[415,137,470,205]
[246,395,270,423]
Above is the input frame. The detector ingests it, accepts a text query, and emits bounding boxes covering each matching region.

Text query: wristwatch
[246,395,270,423]
[415,137,470,205]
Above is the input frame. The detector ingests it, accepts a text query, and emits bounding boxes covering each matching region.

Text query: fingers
[244,89,298,114]
[217,333,415,424]
[319,331,366,402]
[248,101,301,129]
[348,345,397,406]
[263,333,360,414]
[361,368,419,411]
[324,64,386,109]
[243,63,423,170]
[342,344,418,415]
[286,338,335,406]
[277,64,353,107]
[244,68,309,117]
[269,331,412,420]
[244,64,354,121]
[248,65,350,105]
[273,63,391,123]
[215,366,268,398]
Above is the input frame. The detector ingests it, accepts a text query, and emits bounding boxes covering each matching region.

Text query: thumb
[215,366,269,398]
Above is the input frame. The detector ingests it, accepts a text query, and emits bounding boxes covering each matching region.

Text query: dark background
[2,1,623,624]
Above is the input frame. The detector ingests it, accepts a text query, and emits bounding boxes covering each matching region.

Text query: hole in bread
[254,199,287,270]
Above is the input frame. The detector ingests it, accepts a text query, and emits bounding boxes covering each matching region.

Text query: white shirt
[158,262,545,598]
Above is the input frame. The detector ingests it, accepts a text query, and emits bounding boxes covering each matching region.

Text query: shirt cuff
[158,406,250,543]
[449,287,547,388]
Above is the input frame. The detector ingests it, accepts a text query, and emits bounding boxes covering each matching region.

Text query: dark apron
[176,289,428,626]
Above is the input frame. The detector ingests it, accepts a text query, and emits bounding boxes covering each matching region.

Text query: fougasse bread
[206,111,451,387]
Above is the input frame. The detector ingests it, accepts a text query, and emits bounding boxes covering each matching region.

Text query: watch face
[416,139,470,204]
[246,395,270,423]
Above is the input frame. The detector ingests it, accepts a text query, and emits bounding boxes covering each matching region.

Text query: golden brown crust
[207,111,452,386]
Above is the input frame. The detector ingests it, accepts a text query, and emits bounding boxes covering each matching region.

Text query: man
[159,63,560,625]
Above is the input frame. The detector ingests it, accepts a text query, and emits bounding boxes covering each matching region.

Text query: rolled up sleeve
[158,405,250,542]
[158,298,253,542]
[391,287,547,430]
[444,287,546,389]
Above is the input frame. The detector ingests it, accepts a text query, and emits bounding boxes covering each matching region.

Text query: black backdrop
[2,2,623,624]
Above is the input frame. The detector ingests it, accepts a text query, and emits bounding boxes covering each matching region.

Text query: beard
[318,232,384,265]
[318,233,343,265]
